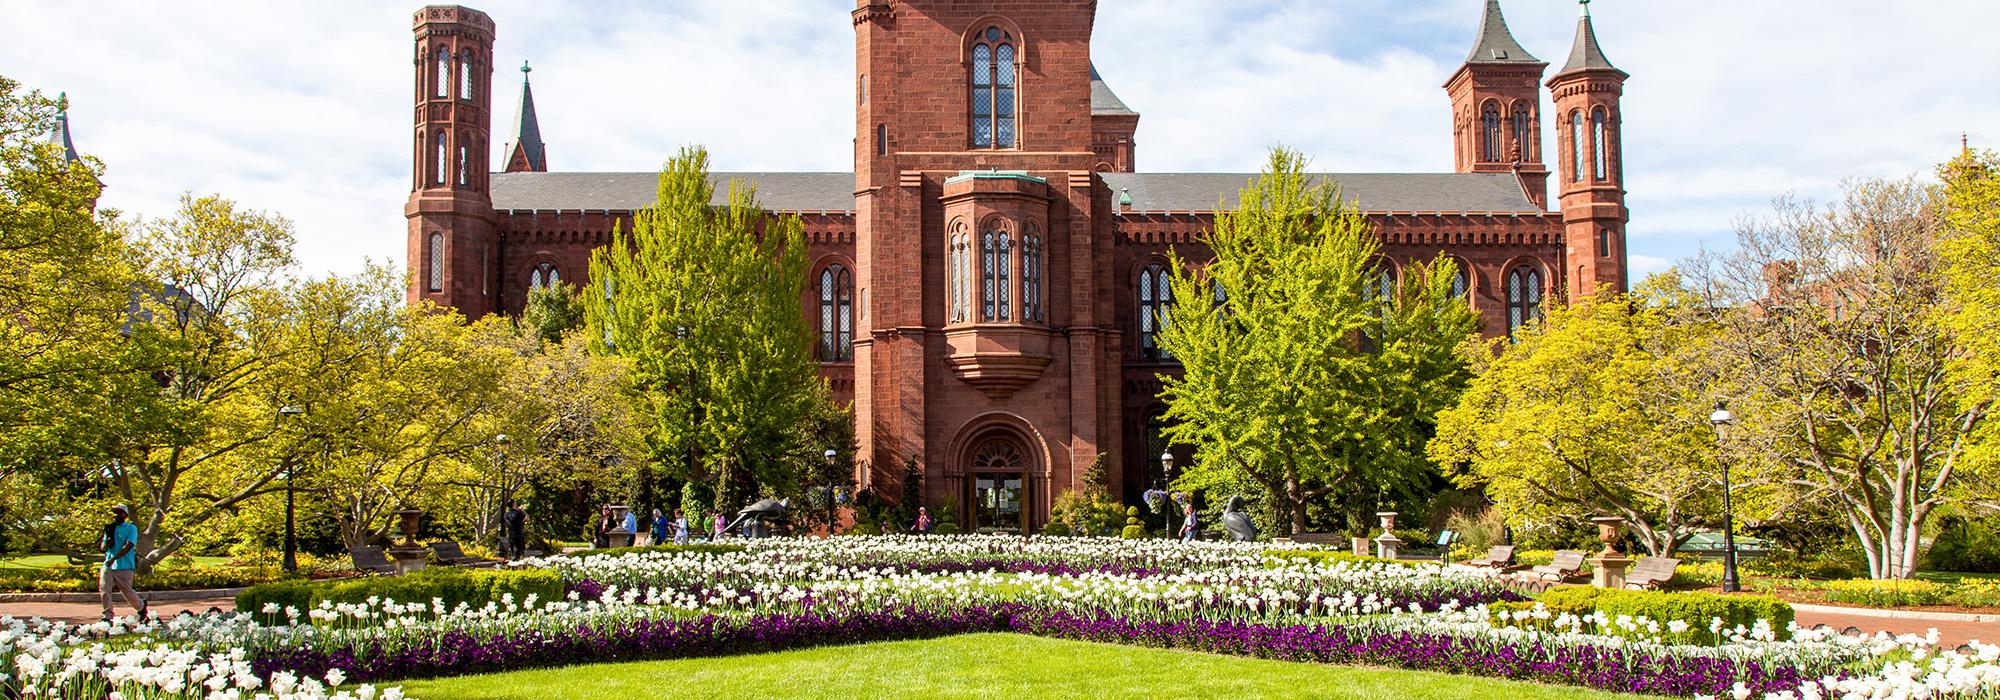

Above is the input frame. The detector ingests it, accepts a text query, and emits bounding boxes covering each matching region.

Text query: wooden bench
[348,546,397,575]
[429,540,502,568]
[1531,550,1586,582]
[1464,545,1516,570]
[1623,557,1679,590]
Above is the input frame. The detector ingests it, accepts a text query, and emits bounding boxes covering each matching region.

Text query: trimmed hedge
[1495,586,1792,644]
[236,567,563,616]
[557,543,746,560]
[1266,550,1423,569]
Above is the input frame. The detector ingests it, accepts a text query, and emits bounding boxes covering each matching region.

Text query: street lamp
[1159,449,1175,541]
[277,405,305,573]
[1709,401,1741,593]
[823,448,839,537]
[493,434,510,554]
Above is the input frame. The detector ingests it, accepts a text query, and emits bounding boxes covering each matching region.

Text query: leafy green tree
[1939,149,2000,516]
[1430,276,1754,556]
[1157,149,1478,536]
[583,147,832,513]
[519,281,585,346]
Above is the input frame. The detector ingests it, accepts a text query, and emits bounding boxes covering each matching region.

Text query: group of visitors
[590,506,706,548]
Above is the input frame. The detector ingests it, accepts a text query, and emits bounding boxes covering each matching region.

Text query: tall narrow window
[1022,230,1041,322]
[456,141,468,186]
[434,132,447,185]
[949,230,966,323]
[1212,280,1228,309]
[481,246,488,296]
[1570,110,1585,183]
[1450,267,1468,300]
[981,232,996,321]
[968,26,1017,149]
[602,275,616,347]
[1506,265,1543,338]
[996,231,1012,321]
[1139,263,1173,361]
[426,233,443,292]
[819,265,853,361]
[1481,103,1501,162]
[1592,109,1609,181]
[1511,105,1532,161]
[1598,229,1613,258]
[434,47,449,99]
[459,50,473,100]
[876,124,886,156]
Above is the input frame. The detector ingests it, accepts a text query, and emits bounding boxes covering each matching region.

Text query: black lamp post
[1159,449,1175,540]
[493,433,510,554]
[1709,402,1741,593]
[277,405,305,573]
[823,448,838,537]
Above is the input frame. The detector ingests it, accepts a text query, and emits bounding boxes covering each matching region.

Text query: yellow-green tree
[1159,149,1478,536]
[1940,148,2000,515]
[1431,277,1753,556]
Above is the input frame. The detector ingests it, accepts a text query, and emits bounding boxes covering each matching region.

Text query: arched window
[1480,102,1501,162]
[1570,110,1585,183]
[1139,263,1173,361]
[819,264,853,361]
[456,140,468,187]
[1506,265,1544,338]
[1592,108,1609,181]
[1021,228,1041,322]
[433,132,447,185]
[968,26,1017,149]
[1511,105,1532,161]
[426,233,444,292]
[1450,266,1469,300]
[529,262,559,290]
[949,226,968,323]
[981,231,997,321]
[996,230,1012,320]
[459,50,474,101]
[1212,280,1228,308]
[434,47,450,99]
[601,275,616,347]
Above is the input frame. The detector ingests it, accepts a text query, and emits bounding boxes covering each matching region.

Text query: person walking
[649,508,669,546]
[100,505,147,621]
[711,512,728,541]
[1180,504,1199,542]
[673,509,690,545]
[913,506,932,535]
[502,501,528,560]
[593,506,613,548]
[621,508,639,540]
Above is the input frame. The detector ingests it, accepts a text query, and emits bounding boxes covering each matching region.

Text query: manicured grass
[393,633,1649,700]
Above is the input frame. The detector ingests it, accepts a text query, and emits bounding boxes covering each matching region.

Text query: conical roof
[1089,63,1136,117]
[503,62,547,172]
[48,92,79,162]
[1464,0,1540,65]
[1556,2,1624,78]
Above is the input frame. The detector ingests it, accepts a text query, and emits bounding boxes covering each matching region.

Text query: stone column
[1588,515,1631,588]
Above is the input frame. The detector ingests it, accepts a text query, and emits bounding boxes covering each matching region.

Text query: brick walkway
[1792,606,1998,647]
[0,596,236,624]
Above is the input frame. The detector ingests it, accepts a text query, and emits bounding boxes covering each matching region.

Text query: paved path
[1792,606,1998,647]
[0,596,236,624]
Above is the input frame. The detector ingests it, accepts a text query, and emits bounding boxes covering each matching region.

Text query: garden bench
[1464,545,1516,570]
[1622,557,1679,590]
[429,540,502,568]
[348,546,398,575]
[1531,550,1586,582]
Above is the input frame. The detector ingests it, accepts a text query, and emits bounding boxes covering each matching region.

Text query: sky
[3,0,1996,283]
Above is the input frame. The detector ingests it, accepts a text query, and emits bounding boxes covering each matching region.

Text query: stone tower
[1548,0,1629,298]
[407,5,498,316]
[1444,0,1550,209]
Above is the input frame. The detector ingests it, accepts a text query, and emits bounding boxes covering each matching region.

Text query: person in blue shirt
[100,504,147,621]
[649,508,669,546]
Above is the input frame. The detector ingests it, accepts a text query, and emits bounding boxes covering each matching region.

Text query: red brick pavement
[1792,606,1999,648]
[0,596,236,624]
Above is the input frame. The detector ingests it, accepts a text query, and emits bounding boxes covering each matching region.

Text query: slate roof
[505,64,547,171]
[491,171,1545,215]
[1099,172,1545,214]
[1556,5,1623,78]
[490,172,854,211]
[1089,63,1137,116]
[1464,0,1541,65]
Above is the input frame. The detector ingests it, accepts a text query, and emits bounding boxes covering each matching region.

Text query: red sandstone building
[404,0,1630,533]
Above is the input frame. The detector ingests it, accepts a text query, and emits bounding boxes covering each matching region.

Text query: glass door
[973,472,1023,534]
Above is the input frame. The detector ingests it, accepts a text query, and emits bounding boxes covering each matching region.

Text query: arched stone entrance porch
[945,413,1050,534]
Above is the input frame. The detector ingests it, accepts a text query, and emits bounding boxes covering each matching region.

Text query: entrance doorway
[966,438,1028,534]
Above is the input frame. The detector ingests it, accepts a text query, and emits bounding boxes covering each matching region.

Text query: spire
[48,91,79,162]
[1464,0,1540,65]
[502,61,547,173]
[1556,0,1625,78]
[1088,62,1136,116]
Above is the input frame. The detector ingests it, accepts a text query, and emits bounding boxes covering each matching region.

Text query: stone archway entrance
[966,436,1030,534]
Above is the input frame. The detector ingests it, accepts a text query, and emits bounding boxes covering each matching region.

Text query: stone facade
[404,0,1629,533]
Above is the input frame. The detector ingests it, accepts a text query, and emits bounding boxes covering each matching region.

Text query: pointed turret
[1465,0,1539,64]
[48,92,80,162]
[1444,0,1548,204]
[1088,62,1140,171]
[1555,0,1625,79]
[502,61,547,173]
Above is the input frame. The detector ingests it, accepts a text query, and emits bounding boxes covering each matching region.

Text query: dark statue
[1222,495,1257,542]
[720,497,790,539]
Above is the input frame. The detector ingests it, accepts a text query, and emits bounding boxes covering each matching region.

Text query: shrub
[1050,487,1125,537]
[236,567,564,616]
[1527,586,1793,643]
[1040,522,1072,537]
[1742,550,1863,580]
[559,543,745,560]
[1948,580,2000,608]
[1822,579,1949,607]
[1926,516,2000,573]
[1120,507,1148,539]
[1266,550,1420,569]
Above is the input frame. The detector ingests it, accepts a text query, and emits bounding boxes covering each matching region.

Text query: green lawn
[393,633,1648,700]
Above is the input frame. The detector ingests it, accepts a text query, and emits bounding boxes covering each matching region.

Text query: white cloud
[2,0,1994,279]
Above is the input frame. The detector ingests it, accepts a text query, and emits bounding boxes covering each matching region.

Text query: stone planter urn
[1351,536,1370,557]
[606,504,635,549]
[1587,515,1632,589]
[388,508,429,574]
[1373,511,1404,560]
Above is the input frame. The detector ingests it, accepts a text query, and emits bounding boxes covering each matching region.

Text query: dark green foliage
[235,567,564,616]
[1502,586,1795,644]
[1926,516,2000,573]
[519,283,585,346]
[1120,507,1148,539]
[558,543,745,560]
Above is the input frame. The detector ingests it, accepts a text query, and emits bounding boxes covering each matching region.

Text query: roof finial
[1580,0,1591,18]
[520,60,532,79]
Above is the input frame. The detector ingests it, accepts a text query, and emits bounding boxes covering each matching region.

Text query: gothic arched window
[980,231,997,321]
[969,26,1018,149]
[426,233,443,292]
[996,230,1012,320]
[1450,265,1469,300]
[1592,108,1609,181]
[1480,102,1501,162]
[1511,105,1532,160]
[434,47,450,99]
[459,50,474,101]
[819,264,853,361]
[1139,263,1173,361]
[528,262,559,290]
[456,139,468,187]
[433,132,448,185]
[949,225,968,323]
[1570,110,1585,183]
[1506,265,1544,338]
[1022,227,1042,322]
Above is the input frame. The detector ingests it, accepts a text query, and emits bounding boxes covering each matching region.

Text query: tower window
[529,262,559,290]
[1506,265,1543,339]
[1022,227,1041,322]
[1592,108,1609,181]
[456,142,468,187]
[1598,229,1612,258]
[876,124,886,156]
[1139,263,1173,361]
[1570,110,1585,183]
[996,229,1012,320]
[949,225,968,323]
[819,264,853,361]
[981,231,997,321]
[968,27,1018,149]
[1480,103,1501,162]
[459,50,474,101]
[434,47,450,99]
[1511,105,1532,161]
[426,233,443,292]
[433,132,447,185]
